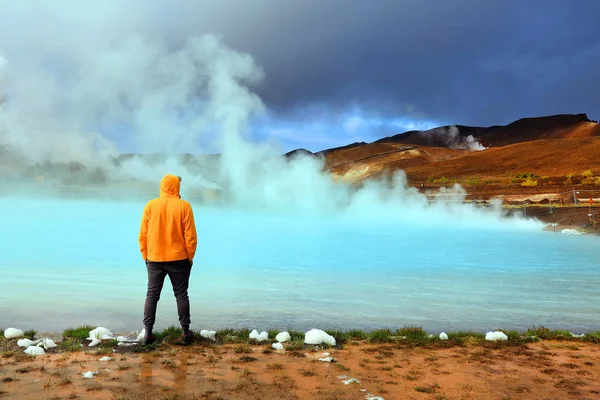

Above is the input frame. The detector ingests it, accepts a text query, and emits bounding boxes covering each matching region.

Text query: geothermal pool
[1,195,599,334]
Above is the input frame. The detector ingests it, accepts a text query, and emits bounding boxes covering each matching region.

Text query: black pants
[143,259,192,330]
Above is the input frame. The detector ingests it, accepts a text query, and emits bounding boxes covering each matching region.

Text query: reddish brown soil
[2,341,600,399]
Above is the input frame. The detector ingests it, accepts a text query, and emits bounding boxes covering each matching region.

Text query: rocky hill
[315,113,600,200]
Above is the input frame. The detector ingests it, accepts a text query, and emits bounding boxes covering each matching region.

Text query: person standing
[138,174,197,345]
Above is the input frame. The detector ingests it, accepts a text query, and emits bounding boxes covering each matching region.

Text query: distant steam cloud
[0,1,537,234]
[422,125,487,151]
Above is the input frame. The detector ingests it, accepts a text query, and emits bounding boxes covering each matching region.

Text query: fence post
[572,190,577,204]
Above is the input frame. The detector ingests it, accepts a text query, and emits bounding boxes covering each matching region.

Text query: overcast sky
[1,0,599,152]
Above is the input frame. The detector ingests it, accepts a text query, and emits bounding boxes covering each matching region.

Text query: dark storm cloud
[156,0,600,126]
[2,0,599,157]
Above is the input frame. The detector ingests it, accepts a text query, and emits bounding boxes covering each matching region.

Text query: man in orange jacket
[138,174,197,345]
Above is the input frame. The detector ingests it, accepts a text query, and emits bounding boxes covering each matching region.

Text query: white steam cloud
[0,2,538,231]
[422,125,487,151]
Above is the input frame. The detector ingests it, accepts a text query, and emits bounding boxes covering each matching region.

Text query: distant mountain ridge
[313,113,600,195]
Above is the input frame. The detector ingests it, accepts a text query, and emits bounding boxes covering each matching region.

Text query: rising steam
[420,125,487,151]
[0,2,539,230]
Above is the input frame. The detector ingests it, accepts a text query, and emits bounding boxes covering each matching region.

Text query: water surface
[1,196,599,334]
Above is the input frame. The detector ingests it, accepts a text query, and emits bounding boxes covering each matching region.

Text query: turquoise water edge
[1,196,599,334]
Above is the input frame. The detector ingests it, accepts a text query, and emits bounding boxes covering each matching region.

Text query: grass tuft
[524,326,572,340]
[23,329,37,340]
[63,325,95,340]
[397,325,429,341]
[157,326,182,343]
[58,338,82,352]
[216,328,251,344]
[368,329,394,343]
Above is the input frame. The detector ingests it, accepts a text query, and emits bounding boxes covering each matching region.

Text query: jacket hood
[160,174,181,197]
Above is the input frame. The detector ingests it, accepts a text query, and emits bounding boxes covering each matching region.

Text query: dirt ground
[1,340,600,400]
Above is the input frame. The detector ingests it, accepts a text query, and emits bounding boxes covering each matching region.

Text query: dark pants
[143,259,192,330]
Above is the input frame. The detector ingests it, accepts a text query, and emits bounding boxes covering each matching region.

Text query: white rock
[17,339,37,347]
[87,327,114,341]
[485,331,508,341]
[304,329,336,346]
[561,229,582,235]
[200,330,216,340]
[272,342,284,350]
[439,332,449,340]
[570,332,585,338]
[341,378,360,385]
[88,339,101,347]
[366,397,385,400]
[4,328,24,339]
[276,331,291,343]
[249,330,268,342]
[116,336,131,342]
[117,342,136,347]
[36,338,58,349]
[99,356,113,361]
[82,371,96,379]
[319,356,335,362]
[24,346,45,356]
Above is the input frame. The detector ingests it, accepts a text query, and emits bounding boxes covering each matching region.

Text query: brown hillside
[325,143,466,182]
[314,113,600,200]
[403,137,600,182]
[375,113,600,148]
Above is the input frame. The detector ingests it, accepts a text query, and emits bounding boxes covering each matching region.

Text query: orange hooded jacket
[138,174,197,263]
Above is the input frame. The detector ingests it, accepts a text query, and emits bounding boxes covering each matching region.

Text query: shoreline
[3,324,600,345]
[1,325,599,399]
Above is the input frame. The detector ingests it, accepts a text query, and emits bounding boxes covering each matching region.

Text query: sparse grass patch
[582,331,600,343]
[554,378,586,394]
[157,325,182,343]
[404,370,422,381]
[325,330,349,345]
[86,383,104,392]
[117,362,132,371]
[266,362,283,370]
[58,338,82,352]
[161,359,175,368]
[23,329,37,339]
[521,177,538,187]
[397,325,429,341]
[239,355,258,363]
[336,363,350,372]
[560,363,579,369]
[288,330,305,342]
[414,383,440,393]
[368,329,394,343]
[15,366,31,374]
[63,325,95,340]
[298,367,317,377]
[566,173,574,184]
[346,329,367,340]
[216,328,251,344]
[235,344,252,354]
[525,326,571,340]
[285,340,305,351]
[2,376,16,382]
